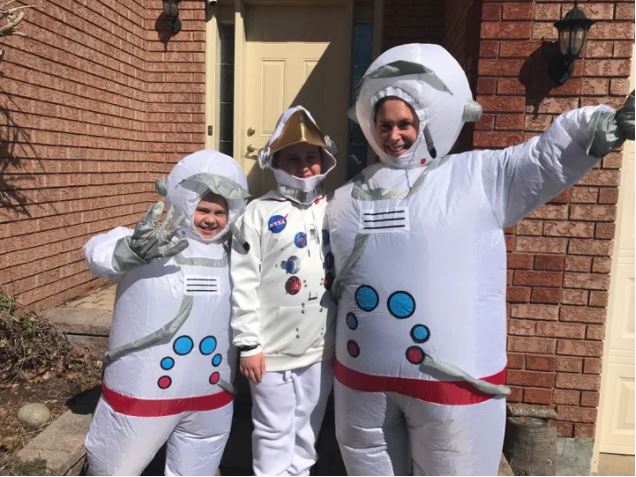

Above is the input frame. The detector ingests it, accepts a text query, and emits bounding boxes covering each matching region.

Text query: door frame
[204,0,384,184]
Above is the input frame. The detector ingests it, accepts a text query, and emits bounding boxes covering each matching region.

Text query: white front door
[235,1,352,196]
[596,64,635,456]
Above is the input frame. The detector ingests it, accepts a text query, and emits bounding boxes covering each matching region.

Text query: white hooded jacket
[231,106,337,371]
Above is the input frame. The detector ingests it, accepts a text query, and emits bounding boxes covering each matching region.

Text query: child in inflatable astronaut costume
[83,150,249,475]
[230,106,338,475]
[326,43,634,475]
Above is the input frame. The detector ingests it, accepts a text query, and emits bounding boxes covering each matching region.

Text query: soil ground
[0,352,101,475]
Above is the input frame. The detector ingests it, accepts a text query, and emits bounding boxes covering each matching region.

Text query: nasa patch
[268,214,287,233]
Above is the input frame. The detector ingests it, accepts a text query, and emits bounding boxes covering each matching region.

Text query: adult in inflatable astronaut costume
[327,43,634,475]
[83,151,249,475]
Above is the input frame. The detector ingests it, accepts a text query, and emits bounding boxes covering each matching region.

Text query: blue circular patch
[212,353,223,367]
[294,232,307,248]
[355,285,379,312]
[199,336,217,355]
[282,256,300,274]
[160,356,175,370]
[410,324,430,343]
[387,291,416,319]
[173,335,194,355]
[268,215,287,233]
[346,312,358,330]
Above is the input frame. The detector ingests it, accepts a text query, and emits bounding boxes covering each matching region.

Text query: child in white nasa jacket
[83,150,249,476]
[230,106,337,475]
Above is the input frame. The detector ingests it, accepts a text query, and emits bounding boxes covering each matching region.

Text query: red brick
[534,255,565,271]
[567,239,613,257]
[562,289,589,306]
[534,4,560,21]
[591,257,612,274]
[554,389,580,405]
[559,306,606,324]
[481,22,532,39]
[610,78,631,97]
[475,113,495,131]
[516,220,543,236]
[578,3,614,20]
[548,189,571,205]
[507,353,525,369]
[524,388,553,404]
[509,319,537,336]
[480,40,499,58]
[574,423,596,438]
[569,205,616,222]
[577,169,620,187]
[481,3,501,21]
[556,373,600,390]
[531,288,562,304]
[613,41,634,58]
[499,40,542,58]
[526,205,568,220]
[537,322,586,339]
[524,97,579,115]
[556,357,583,373]
[508,253,533,269]
[588,291,609,307]
[507,370,555,388]
[495,113,525,130]
[556,421,574,437]
[477,95,526,112]
[583,358,602,375]
[602,153,622,169]
[502,3,533,20]
[544,221,594,238]
[508,286,532,303]
[473,131,525,148]
[565,256,592,272]
[595,222,616,240]
[582,77,611,95]
[588,22,634,41]
[526,355,556,372]
[514,271,563,287]
[580,391,600,408]
[477,77,497,95]
[585,324,605,341]
[563,273,610,291]
[585,41,614,59]
[557,405,597,423]
[557,340,603,357]
[510,303,559,320]
[508,336,556,354]
[516,237,567,254]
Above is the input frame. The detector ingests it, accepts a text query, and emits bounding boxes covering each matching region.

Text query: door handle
[247,144,257,153]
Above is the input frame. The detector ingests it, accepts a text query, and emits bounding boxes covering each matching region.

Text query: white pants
[85,397,233,475]
[250,360,333,476]
[334,380,506,476]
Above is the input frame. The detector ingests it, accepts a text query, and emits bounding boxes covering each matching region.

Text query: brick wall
[383,0,633,437]
[473,0,633,438]
[0,1,206,311]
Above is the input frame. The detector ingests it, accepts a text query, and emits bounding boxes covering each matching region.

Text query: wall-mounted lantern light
[163,0,182,34]
[549,5,595,85]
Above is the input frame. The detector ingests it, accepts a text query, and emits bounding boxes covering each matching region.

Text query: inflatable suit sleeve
[83,226,134,281]
[481,105,613,228]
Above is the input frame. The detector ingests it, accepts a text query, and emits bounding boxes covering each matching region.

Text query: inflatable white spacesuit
[83,150,249,475]
[327,43,634,475]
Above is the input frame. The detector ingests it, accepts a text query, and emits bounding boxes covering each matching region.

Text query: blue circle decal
[346,312,358,330]
[173,335,194,355]
[410,324,430,343]
[387,291,416,319]
[294,232,307,248]
[212,353,223,367]
[199,336,217,355]
[355,285,379,312]
[160,356,175,370]
[268,215,287,233]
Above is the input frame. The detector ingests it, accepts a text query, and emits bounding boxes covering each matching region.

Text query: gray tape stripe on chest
[332,233,369,301]
[103,295,194,367]
[420,354,510,396]
[174,254,228,267]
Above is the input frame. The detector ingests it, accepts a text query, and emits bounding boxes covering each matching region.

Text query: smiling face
[373,98,419,157]
[193,192,228,240]
[274,142,323,179]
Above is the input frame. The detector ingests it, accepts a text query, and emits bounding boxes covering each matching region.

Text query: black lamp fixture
[549,4,595,85]
[163,0,182,34]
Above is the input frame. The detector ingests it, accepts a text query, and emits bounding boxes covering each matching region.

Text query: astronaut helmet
[257,106,337,203]
[354,43,482,169]
[164,149,249,243]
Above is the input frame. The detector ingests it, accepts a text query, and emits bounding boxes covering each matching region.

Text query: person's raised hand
[129,201,188,262]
